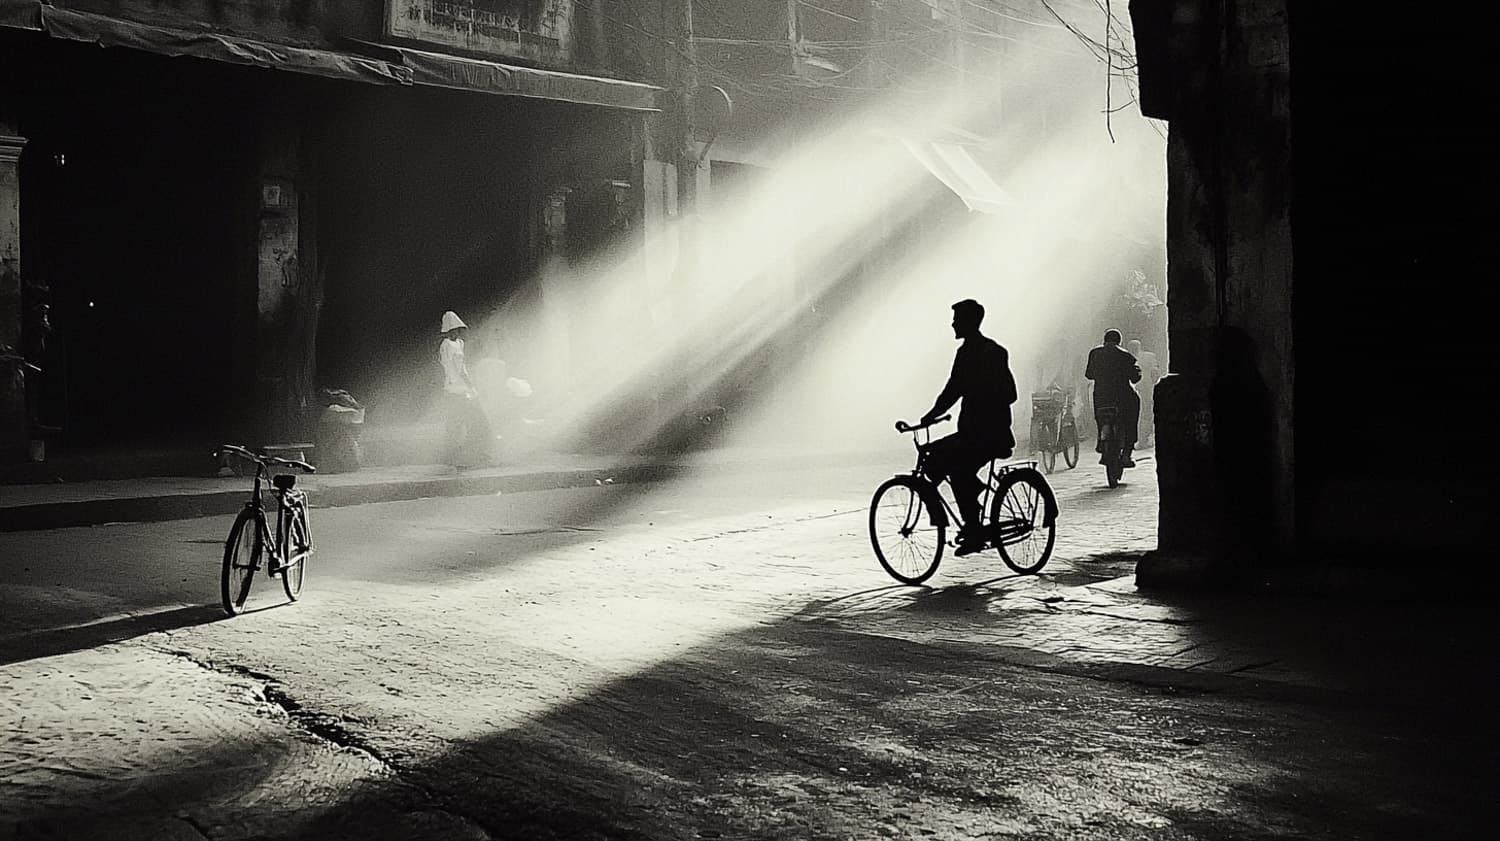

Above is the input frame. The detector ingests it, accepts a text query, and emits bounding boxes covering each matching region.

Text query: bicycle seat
[273,474,298,491]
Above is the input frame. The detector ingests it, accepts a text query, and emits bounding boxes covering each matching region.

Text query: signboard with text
[385,0,572,62]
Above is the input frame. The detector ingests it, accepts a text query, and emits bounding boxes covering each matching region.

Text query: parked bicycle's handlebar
[216,444,317,473]
[894,415,951,433]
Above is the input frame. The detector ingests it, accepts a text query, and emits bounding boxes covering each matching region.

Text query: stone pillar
[254,123,303,445]
[1138,114,1231,587]
[1136,0,1293,589]
[0,129,27,462]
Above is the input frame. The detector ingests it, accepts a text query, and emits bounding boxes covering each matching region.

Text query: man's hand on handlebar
[896,414,951,433]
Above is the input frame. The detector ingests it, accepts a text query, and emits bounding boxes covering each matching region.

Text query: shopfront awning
[7,5,412,86]
[369,42,662,112]
[900,138,1017,214]
[1,4,664,112]
[0,0,38,30]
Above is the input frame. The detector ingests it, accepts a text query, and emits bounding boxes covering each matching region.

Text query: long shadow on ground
[12,597,1490,841]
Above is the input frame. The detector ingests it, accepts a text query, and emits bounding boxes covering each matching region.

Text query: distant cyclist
[1085,329,1142,467]
[918,299,1019,556]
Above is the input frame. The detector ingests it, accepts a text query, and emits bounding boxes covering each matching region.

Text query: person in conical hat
[437,310,493,468]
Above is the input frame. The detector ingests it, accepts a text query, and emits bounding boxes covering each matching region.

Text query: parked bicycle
[216,444,316,616]
[1029,387,1081,474]
[869,415,1058,585]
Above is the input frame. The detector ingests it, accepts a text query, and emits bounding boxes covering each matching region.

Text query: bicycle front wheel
[991,468,1057,575]
[1062,422,1080,469]
[222,507,263,616]
[281,501,312,601]
[869,476,946,585]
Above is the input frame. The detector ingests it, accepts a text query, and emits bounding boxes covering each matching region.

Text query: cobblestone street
[2,455,1492,839]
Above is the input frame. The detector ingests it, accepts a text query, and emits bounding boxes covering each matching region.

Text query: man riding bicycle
[1085,328,1143,467]
[918,299,1019,556]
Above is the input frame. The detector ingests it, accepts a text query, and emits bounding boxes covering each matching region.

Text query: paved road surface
[2,456,1489,840]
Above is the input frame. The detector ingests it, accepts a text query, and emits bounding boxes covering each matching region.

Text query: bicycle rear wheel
[281,501,312,601]
[222,507,263,616]
[991,468,1057,575]
[1036,422,1057,474]
[1061,422,1080,469]
[869,476,946,585]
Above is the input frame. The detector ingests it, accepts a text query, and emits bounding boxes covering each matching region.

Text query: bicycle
[1029,387,1081,474]
[216,444,317,616]
[1094,406,1127,488]
[869,415,1058,585]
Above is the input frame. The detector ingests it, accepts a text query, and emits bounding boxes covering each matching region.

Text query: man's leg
[924,435,990,550]
[1123,390,1141,467]
[923,435,974,530]
[950,438,995,553]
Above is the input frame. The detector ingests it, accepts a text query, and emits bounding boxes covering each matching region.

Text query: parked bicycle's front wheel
[222,507,264,616]
[281,501,312,601]
[991,468,1057,575]
[869,476,946,585]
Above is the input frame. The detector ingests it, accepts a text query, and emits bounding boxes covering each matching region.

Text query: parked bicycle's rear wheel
[991,468,1057,575]
[1061,421,1080,469]
[222,508,263,616]
[869,476,946,585]
[1035,421,1057,474]
[281,503,312,601]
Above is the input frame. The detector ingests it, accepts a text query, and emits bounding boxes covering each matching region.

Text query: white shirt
[440,337,472,396]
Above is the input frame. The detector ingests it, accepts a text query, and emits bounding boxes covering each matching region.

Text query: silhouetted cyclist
[1085,329,1142,467]
[919,299,1019,556]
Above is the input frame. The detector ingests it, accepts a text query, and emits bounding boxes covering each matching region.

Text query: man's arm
[922,353,963,423]
[998,347,1018,405]
[1084,348,1098,381]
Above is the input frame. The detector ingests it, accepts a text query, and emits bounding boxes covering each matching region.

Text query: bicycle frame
[896,417,1035,536]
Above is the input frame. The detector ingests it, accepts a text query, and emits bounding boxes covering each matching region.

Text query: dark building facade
[0,0,668,462]
[1129,0,1493,582]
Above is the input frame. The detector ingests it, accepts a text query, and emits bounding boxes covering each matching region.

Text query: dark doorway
[17,41,255,449]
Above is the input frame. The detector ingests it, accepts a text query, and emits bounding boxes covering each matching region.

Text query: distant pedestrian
[438,311,494,468]
[1128,339,1161,447]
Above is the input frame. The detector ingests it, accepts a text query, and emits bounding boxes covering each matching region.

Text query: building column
[1136,0,1293,589]
[0,128,27,462]
[254,121,309,446]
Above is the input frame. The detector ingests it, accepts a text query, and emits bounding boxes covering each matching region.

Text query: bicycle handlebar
[217,444,317,473]
[894,414,951,433]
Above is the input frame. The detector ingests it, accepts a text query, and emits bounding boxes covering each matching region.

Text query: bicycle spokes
[993,472,1055,575]
[870,478,945,585]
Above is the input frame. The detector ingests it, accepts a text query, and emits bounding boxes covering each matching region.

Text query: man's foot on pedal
[1122,456,1136,468]
[955,531,988,556]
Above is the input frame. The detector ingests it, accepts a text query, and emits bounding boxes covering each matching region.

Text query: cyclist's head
[951,299,984,337]
[1103,329,1122,345]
